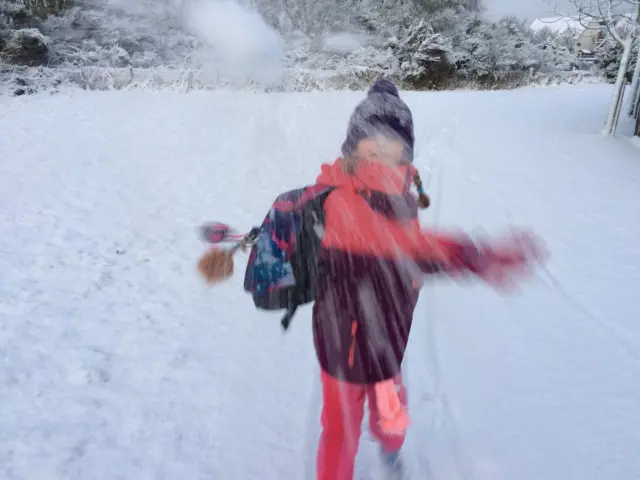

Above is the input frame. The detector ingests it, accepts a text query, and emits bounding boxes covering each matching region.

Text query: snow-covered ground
[0,84,639,480]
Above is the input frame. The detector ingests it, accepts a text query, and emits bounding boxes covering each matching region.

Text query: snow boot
[380,448,406,479]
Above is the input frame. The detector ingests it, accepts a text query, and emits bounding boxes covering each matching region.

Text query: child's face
[355,136,405,167]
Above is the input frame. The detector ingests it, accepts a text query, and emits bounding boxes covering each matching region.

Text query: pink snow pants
[316,370,408,480]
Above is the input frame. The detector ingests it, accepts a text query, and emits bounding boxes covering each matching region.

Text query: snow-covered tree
[530,26,580,72]
[426,9,568,84]
[626,8,640,118]
[565,0,638,135]
[596,32,637,80]
[387,18,454,88]
[493,16,542,71]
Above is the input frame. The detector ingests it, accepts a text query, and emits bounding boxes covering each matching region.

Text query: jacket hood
[316,158,417,196]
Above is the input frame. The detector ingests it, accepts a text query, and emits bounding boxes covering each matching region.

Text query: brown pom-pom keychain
[196,224,259,285]
[197,247,235,284]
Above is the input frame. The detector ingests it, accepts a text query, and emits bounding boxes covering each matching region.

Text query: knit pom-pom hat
[341,78,415,163]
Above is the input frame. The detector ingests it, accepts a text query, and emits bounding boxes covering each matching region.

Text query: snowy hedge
[0,0,600,95]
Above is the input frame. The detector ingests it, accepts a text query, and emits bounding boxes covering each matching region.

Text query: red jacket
[312,158,501,384]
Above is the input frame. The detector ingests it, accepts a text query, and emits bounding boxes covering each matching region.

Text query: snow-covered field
[1,84,639,480]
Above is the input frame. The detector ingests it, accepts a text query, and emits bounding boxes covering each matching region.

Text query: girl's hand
[476,229,548,290]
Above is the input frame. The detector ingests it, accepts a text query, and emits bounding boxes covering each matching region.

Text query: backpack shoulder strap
[271,184,334,214]
[279,186,334,332]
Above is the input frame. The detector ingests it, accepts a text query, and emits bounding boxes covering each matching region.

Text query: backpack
[243,184,334,331]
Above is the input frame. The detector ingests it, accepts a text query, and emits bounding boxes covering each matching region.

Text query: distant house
[530,16,606,58]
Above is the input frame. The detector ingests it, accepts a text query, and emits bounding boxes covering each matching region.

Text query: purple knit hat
[341,78,415,163]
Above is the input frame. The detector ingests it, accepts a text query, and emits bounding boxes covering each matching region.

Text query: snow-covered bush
[410,0,468,14]
[387,19,454,89]
[596,34,638,81]
[1,1,37,28]
[252,0,357,35]
[2,27,49,65]
[40,1,201,68]
[531,26,580,72]
[22,0,71,17]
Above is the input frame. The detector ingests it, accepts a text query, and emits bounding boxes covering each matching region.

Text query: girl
[308,79,544,479]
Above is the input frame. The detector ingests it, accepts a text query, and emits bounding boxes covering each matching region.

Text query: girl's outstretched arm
[410,228,546,288]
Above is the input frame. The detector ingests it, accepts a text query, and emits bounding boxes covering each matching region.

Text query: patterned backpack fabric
[243,184,334,330]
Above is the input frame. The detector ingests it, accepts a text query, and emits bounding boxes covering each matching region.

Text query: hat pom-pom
[368,78,399,98]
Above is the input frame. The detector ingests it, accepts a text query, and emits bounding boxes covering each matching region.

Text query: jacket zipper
[348,320,358,368]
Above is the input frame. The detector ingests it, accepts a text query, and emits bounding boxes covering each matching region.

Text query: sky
[482,0,576,20]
